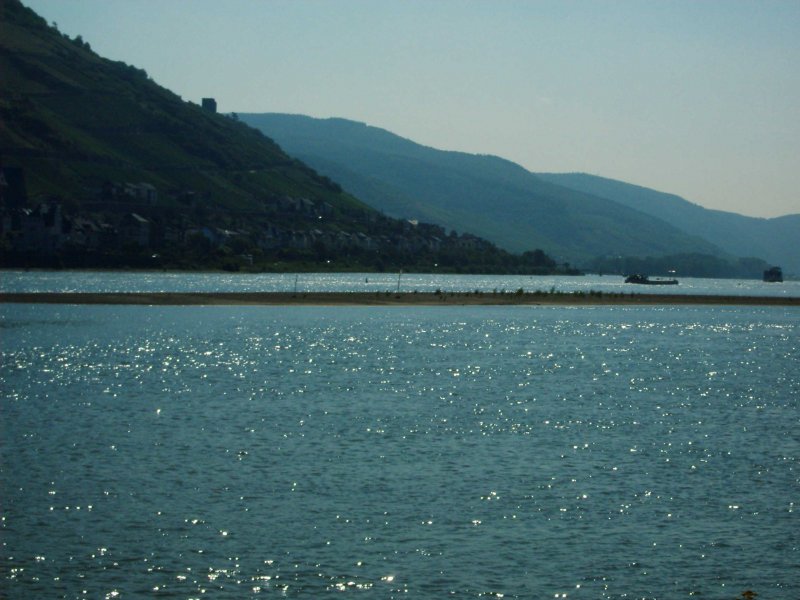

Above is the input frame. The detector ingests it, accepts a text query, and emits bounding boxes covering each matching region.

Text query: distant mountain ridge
[535,173,799,275]
[239,113,741,267]
[5,0,792,275]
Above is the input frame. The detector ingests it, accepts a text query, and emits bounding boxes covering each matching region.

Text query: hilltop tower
[201,98,217,113]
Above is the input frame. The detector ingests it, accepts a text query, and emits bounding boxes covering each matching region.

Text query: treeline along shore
[1,291,798,307]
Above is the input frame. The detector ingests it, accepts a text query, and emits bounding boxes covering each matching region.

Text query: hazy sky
[22,0,800,218]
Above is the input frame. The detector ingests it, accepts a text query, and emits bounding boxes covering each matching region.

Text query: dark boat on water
[763,266,783,282]
[625,273,679,285]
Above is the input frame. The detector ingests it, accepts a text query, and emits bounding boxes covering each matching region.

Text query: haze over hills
[240,113,790,275]
[535,173,800,275]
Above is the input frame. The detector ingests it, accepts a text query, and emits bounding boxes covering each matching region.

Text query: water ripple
[2,304,798,598]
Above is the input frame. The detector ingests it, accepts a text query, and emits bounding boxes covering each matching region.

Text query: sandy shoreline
[1,291,798,307]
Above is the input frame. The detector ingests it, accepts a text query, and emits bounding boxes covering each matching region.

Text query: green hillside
[0,0,360,213]
[0,0,567,274]
[535,173,800,276]
[240,113,727,265]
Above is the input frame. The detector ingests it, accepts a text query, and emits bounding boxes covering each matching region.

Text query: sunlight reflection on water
[1,270,798,297]
[1,303,798,598]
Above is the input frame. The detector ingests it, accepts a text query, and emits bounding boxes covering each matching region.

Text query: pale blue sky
[22,0,800,218]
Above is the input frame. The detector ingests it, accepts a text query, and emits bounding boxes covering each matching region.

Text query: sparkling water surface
[2,270,798,297]
[2,302,799,599]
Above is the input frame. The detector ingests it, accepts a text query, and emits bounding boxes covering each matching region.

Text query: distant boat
[763,266,783,282]
[625,273,679,285]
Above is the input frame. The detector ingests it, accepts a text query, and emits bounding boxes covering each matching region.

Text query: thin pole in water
[397,270,402,293]
[294,274,298,295]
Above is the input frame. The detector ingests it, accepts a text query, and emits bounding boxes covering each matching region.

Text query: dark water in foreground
[1,304,798,599]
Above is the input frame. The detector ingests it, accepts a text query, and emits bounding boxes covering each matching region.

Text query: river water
[1,270,798,297]
[1,273,798,599]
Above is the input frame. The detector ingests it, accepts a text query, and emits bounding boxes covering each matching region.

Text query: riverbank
[1,291,798,306]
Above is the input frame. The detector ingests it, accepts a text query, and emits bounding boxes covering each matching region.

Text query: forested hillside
[0,0,567,274]
[240,114,726,262]
[536,173,799,275]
